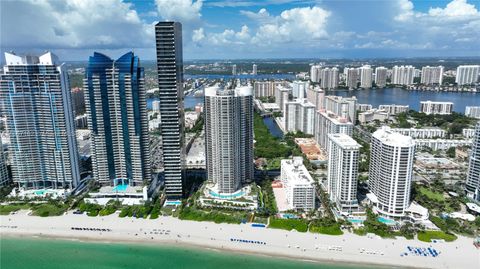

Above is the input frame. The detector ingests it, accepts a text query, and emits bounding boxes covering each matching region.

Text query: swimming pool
[378,217,397,225]
[113,184,128,192]
[208,190,245,199]
[348,218,364,224]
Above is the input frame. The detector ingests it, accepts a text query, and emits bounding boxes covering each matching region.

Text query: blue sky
[1,0,479,60]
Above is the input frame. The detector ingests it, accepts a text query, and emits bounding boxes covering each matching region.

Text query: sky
[1,0,479,61]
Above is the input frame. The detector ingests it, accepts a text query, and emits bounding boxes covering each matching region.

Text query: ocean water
[0,237,375,269]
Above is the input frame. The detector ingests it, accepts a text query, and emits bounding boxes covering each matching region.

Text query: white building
[232,64,237,76]
[375,67,387,88]
[415,139,472,151]
[420,101,453,115]
[275,85,291,111]
[324,95,357,123]
[315,111,354,151]
[392,65,415,85]
[359,65,373,88]
[345,68,358,89]
[280,157,316,211]
[456,65,480,85]
[358,109,390,124]
[292,80,308,99]
[368,127,415,219]
[378,104,409,115]
[356,103,373,112]
[463,128,476,139]
[152,100,161,112]
[310,65,321,83]
[204,86,254,194]
[466,122,480,201]
[421,66,444,85]
[252,64,257,75]
[465,106,480,119]
[320,67,339,89]
[306,86,324,111]
[254,81,275,98]
[391,128,446,139]
[327,134,361,213]
[285,99,316,135]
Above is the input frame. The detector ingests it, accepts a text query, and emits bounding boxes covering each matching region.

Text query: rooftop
[373,126,415,147]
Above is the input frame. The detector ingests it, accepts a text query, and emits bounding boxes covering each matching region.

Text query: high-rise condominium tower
[204,86,254,194]
[465,121,480,201]
[345,68,358,89]
[392,65,415,85]
[84,52,150,187]
[155,21,185,198]
[369,127,415,219]
[0,52,80,190]
[0,136,8,186]
[327,134,361,213]
[252,64,257,75]
[456,65,480,85]
[375,67,387,88]
[359,65,373,88]
[320,67,339,89]
[421,66,444,85]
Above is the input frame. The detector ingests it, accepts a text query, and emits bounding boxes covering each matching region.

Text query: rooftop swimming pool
[208,190,245,199]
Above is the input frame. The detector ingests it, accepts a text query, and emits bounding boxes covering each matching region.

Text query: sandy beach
[1,210,478,269]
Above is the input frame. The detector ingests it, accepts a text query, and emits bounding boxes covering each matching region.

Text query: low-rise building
[391,128,446,139]
[294,138,323,161]
[465,106,480,119]
[358,109,389,124]
[378,104,409,115]
[356,103,372,112]
[280,157,316,211]
[415,139,472,151]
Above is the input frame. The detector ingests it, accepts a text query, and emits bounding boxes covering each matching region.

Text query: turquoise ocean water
[0,237,378,269]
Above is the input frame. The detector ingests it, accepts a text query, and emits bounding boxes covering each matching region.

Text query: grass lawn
[179,206,244,224]
[310,224,344,235]
[418,187,445,202]
[31,203,68,217]
[268,217,308,232]
[0,204,29,215]
[417,231,457,242]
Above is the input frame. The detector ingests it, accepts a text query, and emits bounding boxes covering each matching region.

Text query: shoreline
[1,233,393,269]
[1,211,477,269]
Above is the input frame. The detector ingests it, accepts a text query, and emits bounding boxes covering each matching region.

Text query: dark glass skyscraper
[155,21,185,198]
[84,52,150,186]
[466,121,480,201]
[0,52,80,190]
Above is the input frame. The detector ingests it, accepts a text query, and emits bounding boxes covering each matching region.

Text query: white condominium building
[345,68,358,89]
[315,111,354,151]
[378,104,409,115]
[392,65,415,85]
[280,157,315,211]
[463,128,476,139]
[275,85,291,111]
[369,127,415,219]
[421,66,444,85]
[375,67,387,88]
[327,134,361,213]
[253,81,275,98]
[358,109,389,124]
[456,65,480,85]
[306,86,324,111]
[232,64,237,76]
[415,139,472,151]
[204,86,254,194]
[320,67,339,89]
[391,128,446,139]
[252,64,257,75]
[152,100,161,112]
[359,65,373,88]
[292,80,308,99]
[465,106,480,119]
[466,122,480,201]
[310,65,321,83]
[356,103,373,112]
[420,101,453,115]
[324,96,357,123]
[284,99,316,135]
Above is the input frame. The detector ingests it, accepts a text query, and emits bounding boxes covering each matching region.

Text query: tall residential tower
[155,21,185,198]
[465,121,480,201]
[0,52,80,190]
[84,52,150,187]
[204,86,254,194]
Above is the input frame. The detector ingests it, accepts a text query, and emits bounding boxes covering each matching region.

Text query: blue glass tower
[84,52,150,186]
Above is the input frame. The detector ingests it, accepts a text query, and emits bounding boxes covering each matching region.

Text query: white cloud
[192,28,206,43]
[429,0,479,18]
[1,0,153,49]
[155,0,203,22]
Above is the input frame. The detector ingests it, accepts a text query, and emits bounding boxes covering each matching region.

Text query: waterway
[262,116,284,138]
[148,87,478,112]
